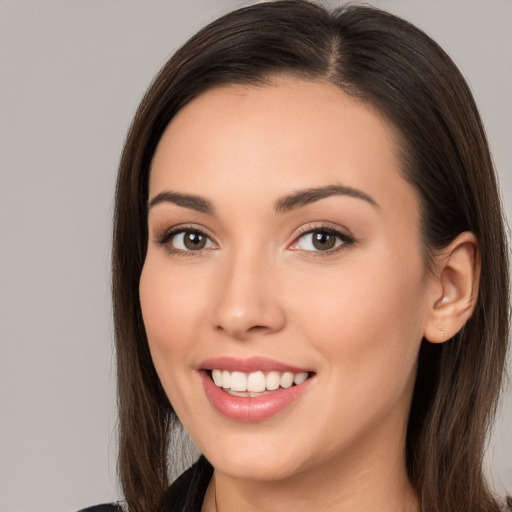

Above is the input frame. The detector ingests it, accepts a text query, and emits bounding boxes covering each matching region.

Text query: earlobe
[424,232,480,344]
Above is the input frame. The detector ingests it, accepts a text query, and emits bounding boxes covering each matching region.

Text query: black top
[77,504,124,512]
[159,455,213,511]
[78,456,212,512]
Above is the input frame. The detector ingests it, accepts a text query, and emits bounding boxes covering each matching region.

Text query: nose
[210,252,286,340]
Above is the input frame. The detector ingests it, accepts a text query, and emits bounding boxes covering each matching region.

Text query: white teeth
[266,371,280,391]
[247,371,266,392]
[294,372,308,385]
[280,372,294,389]
[212,369,222,386]
[230,371,247,392]
[210,369,309,393]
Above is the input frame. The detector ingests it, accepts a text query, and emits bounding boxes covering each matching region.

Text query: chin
[198,432,308,482]
[211,454,302,482]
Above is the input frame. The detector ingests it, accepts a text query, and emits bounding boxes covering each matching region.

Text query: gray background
[1,1,511,511]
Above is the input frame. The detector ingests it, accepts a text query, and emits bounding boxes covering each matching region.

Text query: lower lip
[200,371,313,422]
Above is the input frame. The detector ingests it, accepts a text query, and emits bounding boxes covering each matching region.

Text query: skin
[139,78,478,512]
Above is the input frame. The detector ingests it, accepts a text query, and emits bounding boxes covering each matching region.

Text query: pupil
[313,231,335,250]
[184,231,206,250]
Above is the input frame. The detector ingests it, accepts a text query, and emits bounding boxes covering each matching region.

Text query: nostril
[248,325,267,332]
[214,321,278,339]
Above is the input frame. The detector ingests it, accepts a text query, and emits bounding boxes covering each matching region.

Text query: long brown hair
[112,2,510,511]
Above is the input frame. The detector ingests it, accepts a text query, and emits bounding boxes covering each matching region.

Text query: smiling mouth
[208,369,313,397]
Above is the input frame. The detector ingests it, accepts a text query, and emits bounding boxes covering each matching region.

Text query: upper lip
[200,356,312,374]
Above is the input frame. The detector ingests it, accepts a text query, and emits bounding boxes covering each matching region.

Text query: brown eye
[291,227,353,254]
[167,230,215,252]
[311,231,336,250]
[182,231,207,250]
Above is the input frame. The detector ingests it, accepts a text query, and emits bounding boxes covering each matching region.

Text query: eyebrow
[148,191,215,215]
[274,184,379,213]
[147,184,378,216]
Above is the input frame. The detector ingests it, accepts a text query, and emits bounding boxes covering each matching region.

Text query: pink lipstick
[199,357,314,422]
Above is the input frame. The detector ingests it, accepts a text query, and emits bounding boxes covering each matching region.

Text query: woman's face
[140,78,434,482]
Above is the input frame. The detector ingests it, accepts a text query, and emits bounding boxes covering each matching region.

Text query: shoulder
[76,504,125,512]
[74,458,212,512]
[159,455,213,511]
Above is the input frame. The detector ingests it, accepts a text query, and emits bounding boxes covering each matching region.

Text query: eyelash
[155,224,215,257]
[155,223,355,257]
[290,224,355,257]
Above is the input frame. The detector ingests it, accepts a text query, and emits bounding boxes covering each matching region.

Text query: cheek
[139,258,206,370]
[288,250,428,388]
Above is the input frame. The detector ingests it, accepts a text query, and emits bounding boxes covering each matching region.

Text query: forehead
[149,78,416,220]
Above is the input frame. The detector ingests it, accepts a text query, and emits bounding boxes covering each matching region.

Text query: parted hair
[112,2,510,511]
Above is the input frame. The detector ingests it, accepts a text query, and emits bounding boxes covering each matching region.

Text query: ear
[423,232,480,344]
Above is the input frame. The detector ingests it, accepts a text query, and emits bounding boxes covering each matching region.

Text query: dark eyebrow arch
[274,184,379,213]
[148,191,215,215]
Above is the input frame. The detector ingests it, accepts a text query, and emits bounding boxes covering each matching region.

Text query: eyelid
[153,221,354,256]
[288,222,355,255]
[154,223,218,255]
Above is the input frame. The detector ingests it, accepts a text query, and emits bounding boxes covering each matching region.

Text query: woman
[83,1,511,511]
